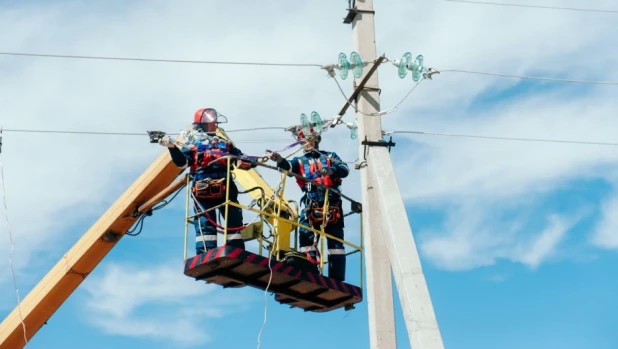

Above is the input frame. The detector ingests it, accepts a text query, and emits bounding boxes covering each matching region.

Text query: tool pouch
[193,178,226,199]
[308,202,341,225]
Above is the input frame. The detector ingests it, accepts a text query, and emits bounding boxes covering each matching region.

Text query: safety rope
[0,129,29,347]
[202,213,247,232]
[255,173,285,349]
[189,182,280,237]
[256,242,274,349]
[189,190,264,250]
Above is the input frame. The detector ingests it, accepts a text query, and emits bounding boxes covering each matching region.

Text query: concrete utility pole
[347,1,446,348]
[350,0,397,347]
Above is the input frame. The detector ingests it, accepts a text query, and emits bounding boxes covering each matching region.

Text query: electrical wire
[254,175,289,349]
[256,244,274,349]
[388,130,618,147]
[125,184,185,237]
[388,78,426,111]
[225,127,288,132]
[0,125,361,165]
[0,52,324,68]
[330,76,376,116]
[0,126,287,135]
[256,173,284,349]
[0,129,145,136]
[439,69,618,85]
[0,127,293,143]
[0,126,358,166]
[0,126,354,163]
[0,130,29,347]
[439,0,618,14]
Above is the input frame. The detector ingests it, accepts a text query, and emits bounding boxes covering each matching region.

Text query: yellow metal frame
[218,128,296,253]
[182,141,363,280]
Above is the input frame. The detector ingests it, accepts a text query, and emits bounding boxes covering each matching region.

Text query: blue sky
[2,0,618,348]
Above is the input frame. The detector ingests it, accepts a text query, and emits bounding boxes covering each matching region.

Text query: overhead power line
[225,127,288,132]
[439,69,618,85]
[0,127,292,143]
[1,129,145,136]
[0,126,285,135]
[440,0,618,14]
[0,52,323,68]
[6,126,618,149]
[4,51,616,87]
[388,130,618,147]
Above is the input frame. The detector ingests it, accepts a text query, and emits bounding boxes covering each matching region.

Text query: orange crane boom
[0,150,183,349]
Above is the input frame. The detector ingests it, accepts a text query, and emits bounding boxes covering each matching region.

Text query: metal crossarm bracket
[343,9,357,24]
[361,136,396,160]
[362,136,396,150]
[353,80,382,95]
[343,1,376,24]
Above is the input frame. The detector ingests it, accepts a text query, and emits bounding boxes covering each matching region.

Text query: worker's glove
[158,136,175,148]
[319,167,334,176]
[269,151,283,163]
[237,160,257,170]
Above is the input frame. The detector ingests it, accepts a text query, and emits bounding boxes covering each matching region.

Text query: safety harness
[189,139,231,199]
[295,153,342,190]
[189,140,230,172]
[295,153,343,226]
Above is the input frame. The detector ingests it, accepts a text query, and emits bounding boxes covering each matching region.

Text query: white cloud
[485,274,509,283]
[418,203,583,271]
[81,261,254,346]
[591,189,618,250]
[394,88,618,203]
[396,86,618,268]
[515,214,577,269]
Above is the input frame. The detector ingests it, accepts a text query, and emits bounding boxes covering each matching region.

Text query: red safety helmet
[193,108,219,132]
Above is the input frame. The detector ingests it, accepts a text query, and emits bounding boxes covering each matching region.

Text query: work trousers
[193,180,245,255]
[298,199,346,281]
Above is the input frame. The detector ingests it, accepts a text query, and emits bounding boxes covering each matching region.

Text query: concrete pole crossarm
[368,146,445,349]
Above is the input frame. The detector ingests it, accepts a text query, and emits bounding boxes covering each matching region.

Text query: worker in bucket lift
[268,133,349,281]
[158,108,254,255]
